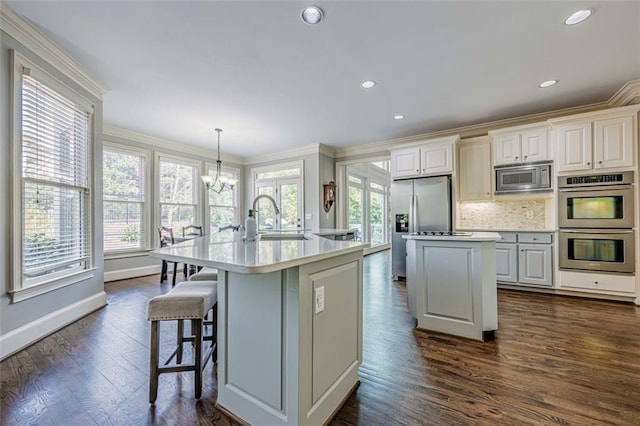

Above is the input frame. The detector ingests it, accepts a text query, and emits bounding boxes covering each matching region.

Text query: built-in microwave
[495,162,552,194]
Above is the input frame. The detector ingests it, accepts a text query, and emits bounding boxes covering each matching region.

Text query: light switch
[314,286,325,314]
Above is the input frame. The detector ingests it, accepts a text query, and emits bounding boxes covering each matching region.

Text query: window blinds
[21,72,90,280]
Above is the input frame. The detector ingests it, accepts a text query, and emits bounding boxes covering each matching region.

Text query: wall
[318,153,336,229]
[458,198,552,230]
[0,29,105,357]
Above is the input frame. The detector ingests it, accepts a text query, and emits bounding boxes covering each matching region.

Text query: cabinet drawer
[498,233,517,243]
[518,233,552,244]
[559,271,636,294]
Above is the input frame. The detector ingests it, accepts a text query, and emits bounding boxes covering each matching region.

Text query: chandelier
[200,128,237,194]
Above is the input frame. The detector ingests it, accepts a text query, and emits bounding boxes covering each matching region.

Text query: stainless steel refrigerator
[391,175,452,279]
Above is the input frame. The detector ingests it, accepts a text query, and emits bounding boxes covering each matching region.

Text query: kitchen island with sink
[151,232,369,425]
[404,232,500,341]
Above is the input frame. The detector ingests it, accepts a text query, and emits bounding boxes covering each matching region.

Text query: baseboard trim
[104,265,161,282]
[0,291,107,361]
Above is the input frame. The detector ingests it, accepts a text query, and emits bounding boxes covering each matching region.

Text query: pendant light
[201,128,237,193]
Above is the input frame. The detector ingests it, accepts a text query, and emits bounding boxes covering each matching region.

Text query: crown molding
[103,123,244,165]
[608,79,640,107]
[1,3,106,99]
[243,143,331,165]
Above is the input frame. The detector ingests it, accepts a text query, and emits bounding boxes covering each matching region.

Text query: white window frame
[154,153,201,245]
[250,160,304,229]
[103,142,151,256]
[10,51,97,303]
[205,162,240,233]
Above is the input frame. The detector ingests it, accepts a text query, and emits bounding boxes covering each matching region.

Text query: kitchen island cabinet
[404,232,500,341]
[151,233,368,426]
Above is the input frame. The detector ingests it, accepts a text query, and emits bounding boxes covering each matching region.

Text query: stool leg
[172,262,178,287]
[160,260,167,283]
[194,319,203,399]
[149,321,160,403]
[176,319,184,364]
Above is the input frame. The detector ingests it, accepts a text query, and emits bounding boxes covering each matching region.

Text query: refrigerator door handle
[409,195,417,233]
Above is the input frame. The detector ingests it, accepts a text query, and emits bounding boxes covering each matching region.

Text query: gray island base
[151,233,368,425]
[404,232,500,341]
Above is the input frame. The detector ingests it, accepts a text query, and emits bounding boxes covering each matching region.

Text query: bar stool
[158,226,184,287]
[182,224,203,277]
[147,280,218,403]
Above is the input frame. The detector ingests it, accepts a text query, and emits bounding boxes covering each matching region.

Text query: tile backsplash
[458,199,549,229]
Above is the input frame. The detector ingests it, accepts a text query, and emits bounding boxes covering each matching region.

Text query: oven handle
[559,229,634,234]
[559,184,634,192]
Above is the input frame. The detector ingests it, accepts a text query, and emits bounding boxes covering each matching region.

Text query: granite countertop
[150,232,369,274]
[457,228,557,233]
[315,228,357,236]
[403,232,501,241]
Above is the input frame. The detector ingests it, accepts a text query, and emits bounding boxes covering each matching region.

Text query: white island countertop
[403,232,501,241]
[150,232,369,274]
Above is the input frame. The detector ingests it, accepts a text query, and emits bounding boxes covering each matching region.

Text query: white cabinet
[390,136,458,179]
[490,124,549,166]
[496,232,553,288]
[553,108,636,173]
[518,244,552,286]
[496,243,517,283]
[457,137,492,201]
[558,270,636,295]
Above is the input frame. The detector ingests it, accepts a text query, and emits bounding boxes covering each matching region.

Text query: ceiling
[5,1,640,158]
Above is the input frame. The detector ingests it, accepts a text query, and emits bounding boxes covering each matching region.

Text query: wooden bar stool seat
[147,280,218,403]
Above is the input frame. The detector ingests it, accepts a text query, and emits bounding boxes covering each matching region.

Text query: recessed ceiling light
[394,115,405,120]
[564,9,592,25]
[539,80,558,88]
[302,6,323,25]
[361,80,376,89]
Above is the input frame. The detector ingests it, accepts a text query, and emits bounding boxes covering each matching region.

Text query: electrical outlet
[314,286,325,314]
[305,213,312,220]
[526,210,534,219]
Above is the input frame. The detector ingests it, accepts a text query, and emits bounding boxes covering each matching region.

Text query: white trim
[104,265,161,282]
[103,123,244,165]
[104,249,152,260]
[0,291,107,361]
[0,3,106,98]
[244,144,332,165]
[547,104,640,125]
[609,80,640,107]
[10,269,98,303]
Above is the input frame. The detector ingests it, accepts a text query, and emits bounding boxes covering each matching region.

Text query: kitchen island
[150,232,368,425]
[404,232,500,341]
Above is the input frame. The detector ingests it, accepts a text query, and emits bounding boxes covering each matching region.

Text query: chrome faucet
[252,194,280,215]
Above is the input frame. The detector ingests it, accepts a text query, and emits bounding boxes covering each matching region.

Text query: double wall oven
[558,171,635,274]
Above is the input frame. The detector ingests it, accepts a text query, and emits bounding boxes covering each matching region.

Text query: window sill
[10,268,98,303]
[104,249,153,260]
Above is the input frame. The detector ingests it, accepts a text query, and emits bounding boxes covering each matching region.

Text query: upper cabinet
[457,136,492,201]
[390,136,458,179]
[490,123,549,166]
[551,106,638,173]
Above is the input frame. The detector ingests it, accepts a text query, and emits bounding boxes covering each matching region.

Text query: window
[158,156,199,231]
[103,146,148,252]
[207,165,239,233]
[252,161,303,230]
[12,53,94,295]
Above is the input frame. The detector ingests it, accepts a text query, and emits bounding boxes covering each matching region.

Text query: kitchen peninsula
[150,232,368,426]
[404,232,500,341]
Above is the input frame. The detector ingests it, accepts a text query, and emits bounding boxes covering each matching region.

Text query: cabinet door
[594,116,634,169]
[556,122,592,172]
[521,129,548,163]
[391,147,421,178]
[493,133,521,166]
[518,244,552,286]
[496,243,517,283]
[458,141,492,201]
[421,143,453,175]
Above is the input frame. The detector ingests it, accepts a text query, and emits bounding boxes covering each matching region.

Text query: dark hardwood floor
[2,251,639,425]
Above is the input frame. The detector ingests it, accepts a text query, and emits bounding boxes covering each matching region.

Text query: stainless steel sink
[259,233,308,241]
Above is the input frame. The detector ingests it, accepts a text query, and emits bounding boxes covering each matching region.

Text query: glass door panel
[255,184,276,230]
[370,191,385,246]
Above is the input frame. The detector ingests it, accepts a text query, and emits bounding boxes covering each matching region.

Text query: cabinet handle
[533,237,537,240]
[587,162,591,165]
[416,169,419,173]
[594,281,599,285]
[598,161,603,164]
[515,156,519,160]
[521,249,524,252]
[524,155,528,160]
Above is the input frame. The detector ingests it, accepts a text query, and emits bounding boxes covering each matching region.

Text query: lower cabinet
[496,232,553,288]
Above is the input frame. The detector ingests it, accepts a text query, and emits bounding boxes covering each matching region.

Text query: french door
[255,178,301,230]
